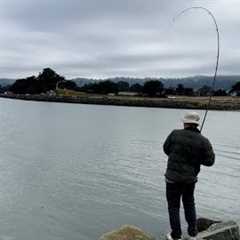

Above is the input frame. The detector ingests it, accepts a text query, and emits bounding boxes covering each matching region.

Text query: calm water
[0,98,239,240]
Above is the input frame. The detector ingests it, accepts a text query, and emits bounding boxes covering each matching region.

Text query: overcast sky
[0,0,239,79]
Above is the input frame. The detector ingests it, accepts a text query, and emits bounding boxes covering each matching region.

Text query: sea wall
[1,94,240,110]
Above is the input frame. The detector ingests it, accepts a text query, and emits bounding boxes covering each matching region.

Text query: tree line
[2,68,240,97]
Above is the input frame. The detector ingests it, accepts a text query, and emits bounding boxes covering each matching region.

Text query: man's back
[164,127,215,183]
[164,112,215,240]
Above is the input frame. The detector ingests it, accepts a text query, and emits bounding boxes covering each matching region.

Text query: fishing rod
[173,7,220,132]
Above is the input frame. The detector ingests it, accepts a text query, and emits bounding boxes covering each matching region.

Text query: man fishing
[163,111,215,240]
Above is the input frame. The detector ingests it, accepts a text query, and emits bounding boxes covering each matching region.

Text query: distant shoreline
[1,94,240,110]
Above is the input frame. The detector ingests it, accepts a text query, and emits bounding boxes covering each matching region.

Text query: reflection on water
[0,98,239,240]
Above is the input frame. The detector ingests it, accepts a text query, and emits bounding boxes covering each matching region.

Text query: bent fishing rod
[173,7,220,132]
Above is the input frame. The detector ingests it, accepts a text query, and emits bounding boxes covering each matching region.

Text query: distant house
[229,91,238,97]
[47,90,56,96]
[107,93,115,96]
[118,91,139,96]
[167,95,177,99]
[4,91,14,96]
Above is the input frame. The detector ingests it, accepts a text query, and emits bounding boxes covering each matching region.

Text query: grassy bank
[1,93,240,110]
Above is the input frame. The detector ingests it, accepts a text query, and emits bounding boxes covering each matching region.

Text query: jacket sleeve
[163,131,174,156]
[201,139,215,166]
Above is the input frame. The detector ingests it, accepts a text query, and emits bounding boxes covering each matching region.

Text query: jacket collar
[185,126,200,133]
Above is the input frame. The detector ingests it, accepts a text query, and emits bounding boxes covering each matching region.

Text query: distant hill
[0,78,16,87]
[161,76,240,90]
[70,78,97,87]
[70,75,240,90]
[1,75,240,90]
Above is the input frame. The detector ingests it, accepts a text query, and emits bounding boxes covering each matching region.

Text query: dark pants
[166,182,198,239]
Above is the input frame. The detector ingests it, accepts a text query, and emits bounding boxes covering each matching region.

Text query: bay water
[0,98,239,240]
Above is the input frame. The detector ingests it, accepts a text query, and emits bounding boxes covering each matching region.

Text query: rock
[99,219,240,240]
[99,225,155,240]
[197,218,221,232]
[198,220,240,240]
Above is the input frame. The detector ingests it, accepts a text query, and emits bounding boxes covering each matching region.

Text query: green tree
[230,81,240,96]
[37,68,65,92]
[184,88,194,96]
[214,89,227,96]
[143,80,164,97]
[198,85,212,96]
[97,81,118,94]
[83,81,118,94]
[58,80,77,90]
[176,84,185,95]
[10,76,38,94]
[117,81,130,92]
[165,87,175,95]
[9,68,65,94]
[130,83,143,93]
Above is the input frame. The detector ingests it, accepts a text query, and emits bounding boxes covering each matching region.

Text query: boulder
[197,218,221,232]
[99,225,155,240]
[198,220,239,240]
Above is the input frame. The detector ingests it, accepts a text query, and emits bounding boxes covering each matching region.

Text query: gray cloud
[0,0,239,78]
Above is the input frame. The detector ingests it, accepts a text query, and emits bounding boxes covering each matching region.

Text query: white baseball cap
[182,111,200,125]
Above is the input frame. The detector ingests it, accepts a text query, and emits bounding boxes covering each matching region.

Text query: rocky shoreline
[1,94,240,110]
[99,218,240,240]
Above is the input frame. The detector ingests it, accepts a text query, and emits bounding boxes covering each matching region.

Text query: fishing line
[173,7,220,132]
